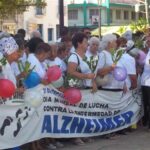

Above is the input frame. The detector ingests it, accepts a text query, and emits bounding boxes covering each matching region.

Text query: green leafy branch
[18,60,35,76]
[83,55,99,73]
[112,48,124,64]
[0,57,7,66]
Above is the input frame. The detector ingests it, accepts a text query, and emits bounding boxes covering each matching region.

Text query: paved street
[61,127,150,150]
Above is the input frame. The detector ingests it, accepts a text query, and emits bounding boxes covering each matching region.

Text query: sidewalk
[60,127,150,150]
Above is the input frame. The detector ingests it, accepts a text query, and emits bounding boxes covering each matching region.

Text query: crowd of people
[0,27,150,150]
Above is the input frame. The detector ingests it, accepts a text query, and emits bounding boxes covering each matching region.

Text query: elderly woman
[97,34,124,90]
[0,32,24,93]
[85,36,100,92]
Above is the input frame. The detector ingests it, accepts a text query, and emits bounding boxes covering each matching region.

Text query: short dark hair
[61,35,72,42]
[17,29,26,39]
[35,43,51,54]
[60,26,68,37]
[72,32,88,49]
[57,42,66,54]
[28,37,44,53]
[14,34,25,50]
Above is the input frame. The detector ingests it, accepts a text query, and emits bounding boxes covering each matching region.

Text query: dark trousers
[142,86,150,128]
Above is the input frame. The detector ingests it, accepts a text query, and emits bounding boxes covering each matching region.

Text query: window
[89,9,99,19]
[48,28,53,41]
[110,9,113,23]
[35,0,45,15]
[131,11,136,20]
[68,10,78,20]
[116,10,121,20]
[124,11,129,20]
[56,25,60,39]
[139,12,145,19]
[37,24,43,37]
[36,7,44,15]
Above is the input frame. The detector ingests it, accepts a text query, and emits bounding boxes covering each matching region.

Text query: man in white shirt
[141,36,150,128]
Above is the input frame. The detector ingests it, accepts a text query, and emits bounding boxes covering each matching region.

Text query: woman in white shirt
[97,34,124,90]
[27,42,51,85]
[0,32,24,93]
[85,37,100,90]
[141,36,150,128]
[67,32,95,89]
[67,32,95,145]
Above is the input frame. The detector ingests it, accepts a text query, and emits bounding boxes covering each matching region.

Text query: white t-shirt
[85,49,99,86]
[97,50,124,89]
[141,49,150,86]
[11,52,28,77]
[27,54,46,79]
[117,53,136,90]
[2,61,17,87]
[70,46,75,53]
[68,52,92,87]
[43,57,67,75]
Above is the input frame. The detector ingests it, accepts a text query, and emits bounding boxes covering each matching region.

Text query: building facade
[23,0,68,42]
[68,0,146,29]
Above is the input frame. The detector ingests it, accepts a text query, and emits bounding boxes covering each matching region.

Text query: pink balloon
[0,79,16,98]
[46,66,62,82]
[137,50,146,65]
[64,88,82,104]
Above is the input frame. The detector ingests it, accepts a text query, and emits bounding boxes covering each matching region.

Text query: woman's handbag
[95,52,110,87]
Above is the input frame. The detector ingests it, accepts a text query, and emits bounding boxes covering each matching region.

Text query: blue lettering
[114,115,125,128]
[121,111,134,124]
[98,117,116,132]
[41,115,52,133]
[84,119,94,133]
[70,117,85,133]
[93,119,101,133]
[61,116,72,133]
[53,115,60,133]
[105,118,116,130]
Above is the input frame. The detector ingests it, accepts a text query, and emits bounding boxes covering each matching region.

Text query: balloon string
[35,111,39,117]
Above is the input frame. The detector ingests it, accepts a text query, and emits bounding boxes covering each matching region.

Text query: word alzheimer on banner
[41,111,133,134]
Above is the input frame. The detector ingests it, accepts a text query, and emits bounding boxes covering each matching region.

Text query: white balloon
[51,76,64,88]
[24,84,44,108]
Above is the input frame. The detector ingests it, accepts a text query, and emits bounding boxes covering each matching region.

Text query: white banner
[0,85,142,149]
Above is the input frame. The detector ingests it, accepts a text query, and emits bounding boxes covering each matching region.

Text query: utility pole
[59,0,64,36]
[98,0,101,39]
[145,0,149,25]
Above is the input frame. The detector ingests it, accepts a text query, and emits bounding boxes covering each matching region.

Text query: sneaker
[73,138,85,146]
[55,141,64,148]
[47,144,57,150]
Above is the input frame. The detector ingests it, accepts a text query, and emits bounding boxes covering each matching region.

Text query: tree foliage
[0,0,46,19]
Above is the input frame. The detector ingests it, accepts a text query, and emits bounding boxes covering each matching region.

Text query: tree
[0,0,46,29]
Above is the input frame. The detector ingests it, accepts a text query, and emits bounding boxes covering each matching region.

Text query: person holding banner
[27,42,51,85]
[85,36,100,93]
[67,32,95,145]
[118,40,137,92]
[67,32,95,89]
[0,32,24,94]
[97,34,124,91]
[141,36,150,128]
